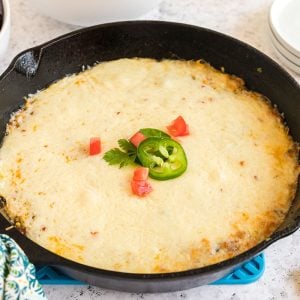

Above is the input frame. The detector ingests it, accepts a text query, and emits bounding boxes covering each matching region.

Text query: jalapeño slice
[137,137,187,180]
[139,128,170,139]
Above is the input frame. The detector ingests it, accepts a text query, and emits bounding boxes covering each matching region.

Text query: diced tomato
[131,179,153,197]
[131,167,152,196]
[89,137,101,155]
[133,167,149,181]
[166,116,189,137]
[130,131,146,147]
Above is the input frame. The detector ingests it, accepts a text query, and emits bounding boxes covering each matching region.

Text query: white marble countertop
[0,0,299,299]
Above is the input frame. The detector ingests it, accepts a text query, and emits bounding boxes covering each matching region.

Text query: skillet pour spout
[0,21,299,293]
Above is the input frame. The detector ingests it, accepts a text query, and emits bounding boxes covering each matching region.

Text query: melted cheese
[0,58,298,273]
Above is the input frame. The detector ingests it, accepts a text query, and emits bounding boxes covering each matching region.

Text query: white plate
[269,0,300,57]
[270,38,300,75]
[269,25,300,65]
[0,0,11,58]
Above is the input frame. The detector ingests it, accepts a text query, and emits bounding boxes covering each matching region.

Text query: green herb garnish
[118,139,136,154]
[139,128,170,138]
[103,128,177,172]
[103,139,137,168]
[103,129,168,168]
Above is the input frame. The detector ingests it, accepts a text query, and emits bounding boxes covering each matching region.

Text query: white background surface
[0,0,299,299]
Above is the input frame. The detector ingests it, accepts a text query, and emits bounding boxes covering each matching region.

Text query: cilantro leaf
[118,139,136,154]
[139,128,170,138]
[103,129,169,169]
[103,148,135,168]
[103,139,137,168]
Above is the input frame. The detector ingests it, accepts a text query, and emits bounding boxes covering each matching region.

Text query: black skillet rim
[0,20,299,280]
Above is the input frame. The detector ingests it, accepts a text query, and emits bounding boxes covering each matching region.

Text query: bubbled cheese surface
[0,58,298,273]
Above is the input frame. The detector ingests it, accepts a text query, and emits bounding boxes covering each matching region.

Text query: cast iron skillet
[0,21,299,293]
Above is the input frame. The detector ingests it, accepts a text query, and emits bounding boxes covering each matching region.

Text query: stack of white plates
[269,0,300,74]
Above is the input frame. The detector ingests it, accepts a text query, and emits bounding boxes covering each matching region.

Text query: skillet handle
[14,48,42,78]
